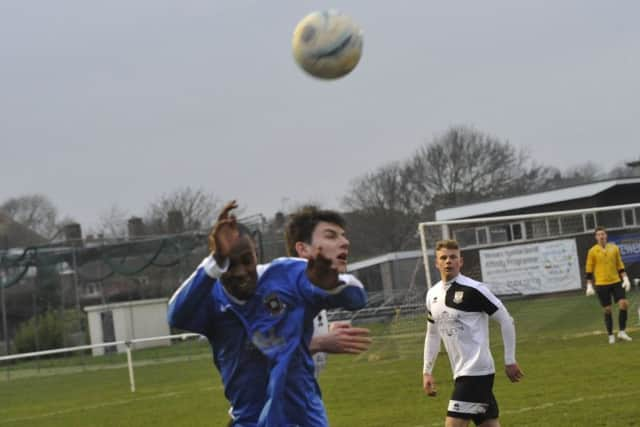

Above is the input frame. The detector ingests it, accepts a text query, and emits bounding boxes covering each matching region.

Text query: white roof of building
[435,178,640,221]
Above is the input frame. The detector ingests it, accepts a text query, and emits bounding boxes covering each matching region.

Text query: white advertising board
[479,239,581,295]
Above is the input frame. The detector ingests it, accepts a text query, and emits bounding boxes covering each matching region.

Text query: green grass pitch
[1,292,639,426]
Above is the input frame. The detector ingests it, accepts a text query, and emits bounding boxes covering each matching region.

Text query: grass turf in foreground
[1,293,639,426]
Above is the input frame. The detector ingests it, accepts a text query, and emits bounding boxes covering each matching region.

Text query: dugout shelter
[84,298,170,356]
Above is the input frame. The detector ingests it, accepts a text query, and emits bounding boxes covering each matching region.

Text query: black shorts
[596,282,626,307]
[447,374,498,425]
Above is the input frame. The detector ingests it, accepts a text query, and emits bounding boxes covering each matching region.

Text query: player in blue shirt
[168,201,367,426]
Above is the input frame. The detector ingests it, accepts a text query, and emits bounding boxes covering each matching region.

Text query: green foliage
[13,309,86,353]
[13,310,63,353]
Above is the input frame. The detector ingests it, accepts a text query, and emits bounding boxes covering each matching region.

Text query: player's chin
[334,259,348,273]
[235,281,257,300]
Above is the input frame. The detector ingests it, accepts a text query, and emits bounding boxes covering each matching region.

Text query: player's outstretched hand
[423,373,437,397]
[306,247,340,290]
[209,200,240,262]
[505,363,524,383]
[322,322,372,354]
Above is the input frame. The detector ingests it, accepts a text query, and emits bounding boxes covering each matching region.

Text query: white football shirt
[423,274,516,379]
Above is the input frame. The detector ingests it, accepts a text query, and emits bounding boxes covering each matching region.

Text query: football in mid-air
[292,10,363,80]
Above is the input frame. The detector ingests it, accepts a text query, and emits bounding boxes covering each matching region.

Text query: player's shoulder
[455,274,484,289]
[455,274,496,297]
[259,257,307,275]
[427,281,444,295]
[255,258,307,301]
[426,281,445,305]
[455,274,504,312]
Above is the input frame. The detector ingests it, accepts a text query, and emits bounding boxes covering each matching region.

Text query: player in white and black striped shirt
[422,240,524,427]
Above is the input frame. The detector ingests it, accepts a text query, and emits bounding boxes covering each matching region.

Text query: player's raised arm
[208,200,240,265]
[167,200,240,333]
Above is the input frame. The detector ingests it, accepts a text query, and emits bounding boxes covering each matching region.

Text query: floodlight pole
[1,272,8,356]
[1,236,9,357]
[71,247,80,311]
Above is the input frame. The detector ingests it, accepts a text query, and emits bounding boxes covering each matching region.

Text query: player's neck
[441,273,459,283]
[598,242,607,248]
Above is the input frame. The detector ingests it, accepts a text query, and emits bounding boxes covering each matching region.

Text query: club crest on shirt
[263,293,286,316]
[453,291,464,304]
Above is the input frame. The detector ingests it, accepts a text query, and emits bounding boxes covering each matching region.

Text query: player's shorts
[596,282,625,307]
[447,374,498,425]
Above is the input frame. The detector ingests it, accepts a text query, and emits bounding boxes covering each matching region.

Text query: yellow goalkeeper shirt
[585,243,625,286]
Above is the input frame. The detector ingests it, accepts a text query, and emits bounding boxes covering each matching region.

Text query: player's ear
[295,241,312,258]
[459,256,464,268]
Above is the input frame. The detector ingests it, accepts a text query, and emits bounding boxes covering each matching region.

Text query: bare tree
[564,161,604,183]
[95,205,129,238]
[608,162,639,179]
[534,161,606,190]
[0,194,58,238]
[145,187,221,233]
[340,126,570,257]
[406,126,550,208]
[343,162,423,255]
[503,163,562,196]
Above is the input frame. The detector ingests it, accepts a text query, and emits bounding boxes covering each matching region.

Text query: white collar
[221,283,248,305]
[443,274,461,287]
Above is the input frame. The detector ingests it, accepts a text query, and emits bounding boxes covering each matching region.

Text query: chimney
[167,210,184,234]
[127,217,145,238]
[63,223,83,246]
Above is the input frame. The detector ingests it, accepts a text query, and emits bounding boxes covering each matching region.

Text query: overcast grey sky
[2,1,639,230]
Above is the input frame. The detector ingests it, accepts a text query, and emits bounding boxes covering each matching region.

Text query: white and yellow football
[292,10,363,80]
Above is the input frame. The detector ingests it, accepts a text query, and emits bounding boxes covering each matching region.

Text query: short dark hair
[435,239,460,253]
[594,226,607,233]
[284,206,346,256]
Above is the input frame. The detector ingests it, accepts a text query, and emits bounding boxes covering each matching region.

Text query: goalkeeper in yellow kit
[585,226,632,344]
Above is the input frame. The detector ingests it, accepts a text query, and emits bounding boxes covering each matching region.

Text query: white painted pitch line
[0,392,181,424]
[0,383,226,424]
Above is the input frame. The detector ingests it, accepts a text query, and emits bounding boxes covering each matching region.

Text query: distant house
[0,213,49,348]
[0,216,207,349]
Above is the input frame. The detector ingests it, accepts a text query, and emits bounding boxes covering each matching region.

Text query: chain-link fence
[0,223,288,358]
